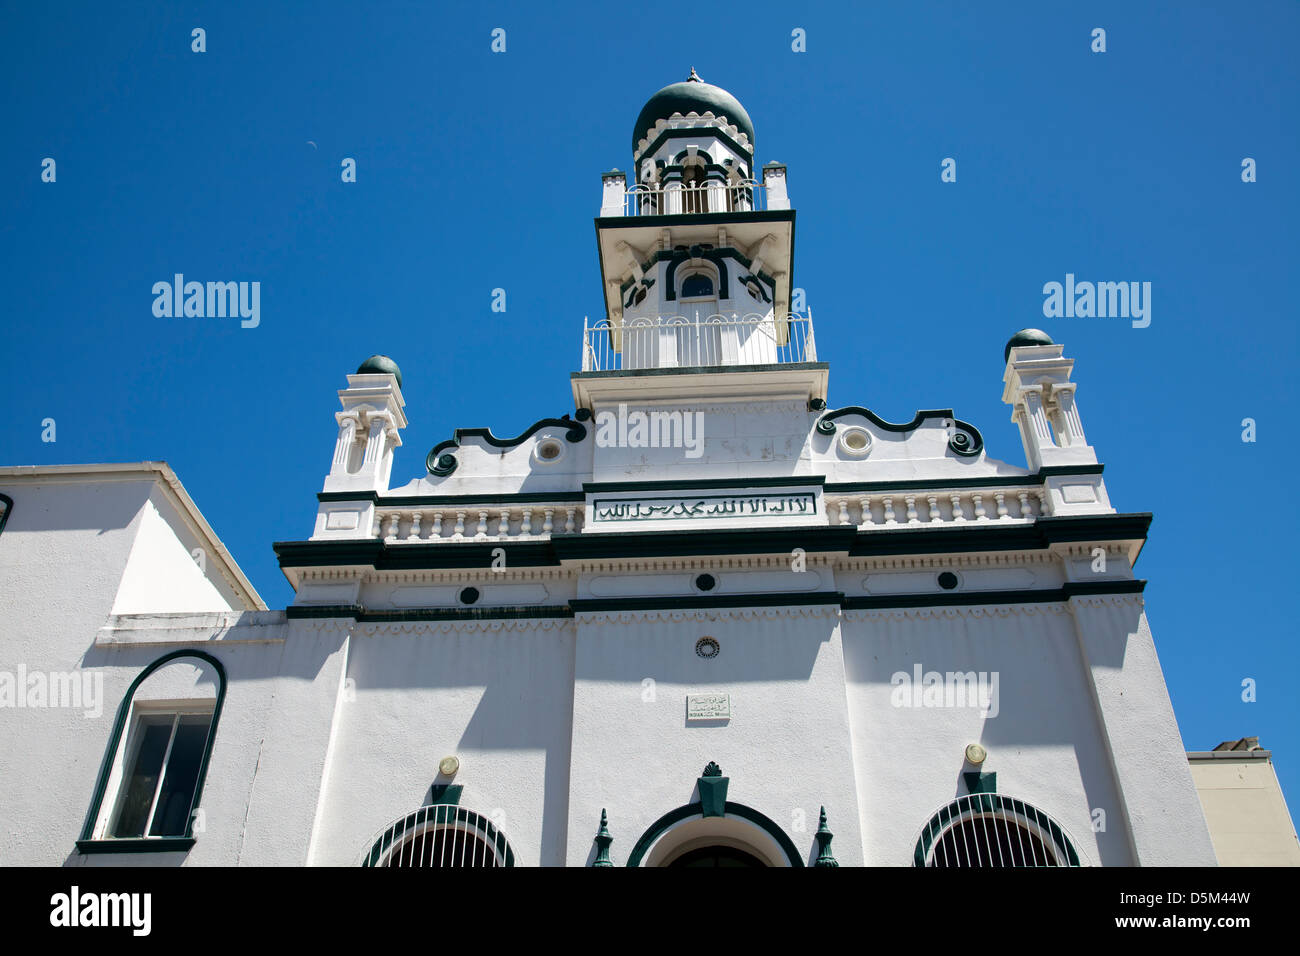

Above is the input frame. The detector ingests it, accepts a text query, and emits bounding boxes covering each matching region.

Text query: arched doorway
[628,804,803,867]
[668,845,767,868]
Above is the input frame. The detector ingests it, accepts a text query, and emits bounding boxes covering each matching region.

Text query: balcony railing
[581,311,816,372]
[622,181,766,217]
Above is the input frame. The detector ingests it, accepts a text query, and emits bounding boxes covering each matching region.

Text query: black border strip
[583,475,826,493]
[275,513,1152,569]
[570,591,844,612]
[280,581,1146,620]
[842,579,1146,610]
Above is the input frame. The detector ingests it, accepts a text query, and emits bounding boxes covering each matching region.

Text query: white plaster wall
[565,607,863,867]
[112,496,232,615]
[309,620,576,867]
[1071,600,1217,864]
[0,477,154,864]
[841,605,1132,866]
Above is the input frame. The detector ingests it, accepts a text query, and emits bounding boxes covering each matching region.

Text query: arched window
[913,793,1083,867]
[78,650,226,853]
[362,804,516,868]
[680,273,715,299]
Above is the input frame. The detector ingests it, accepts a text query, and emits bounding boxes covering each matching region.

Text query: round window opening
[459,587,480,605]
[695,573,716,592]
[937,572,959,591]
[838,426,872,457]
[695,637,720,659]
[536,439,563,463]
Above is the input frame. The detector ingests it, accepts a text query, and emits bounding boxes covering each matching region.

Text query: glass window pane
[148,715,211,837]
[681,274,714,298]
[110,716,174,838]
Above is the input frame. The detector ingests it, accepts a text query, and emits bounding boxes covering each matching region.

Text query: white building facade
[0,74,1217,867]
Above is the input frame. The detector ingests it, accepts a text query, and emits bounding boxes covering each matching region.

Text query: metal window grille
[361,805,515,868]
[913,793,1083,867]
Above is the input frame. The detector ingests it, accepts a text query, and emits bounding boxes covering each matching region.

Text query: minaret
[584,70,811,388]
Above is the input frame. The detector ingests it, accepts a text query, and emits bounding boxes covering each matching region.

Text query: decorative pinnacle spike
[688,67,702,82]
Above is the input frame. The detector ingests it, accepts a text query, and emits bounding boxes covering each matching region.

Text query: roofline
[0,462,266,611]
[1187,750,1272,760]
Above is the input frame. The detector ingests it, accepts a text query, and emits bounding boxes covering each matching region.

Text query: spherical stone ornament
[356,353,403,389]
[965,743,988,766]
[1003,329,1054,363]
[438,756,459,776]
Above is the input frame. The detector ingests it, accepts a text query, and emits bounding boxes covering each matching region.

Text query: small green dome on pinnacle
[632,69,755,155]
[357,354,402,388]
[1004,329,1054,363]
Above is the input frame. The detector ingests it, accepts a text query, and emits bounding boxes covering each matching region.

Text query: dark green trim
[964,772,997,795]
[426,414,588,477]
[664,247,731,300]
[848,513,1152,557]
[275,539,558,570]
[362,806,516,867]
[75,838,196,854]
[584,475,825,493]
[635,125,754,165]
[0,492,12,538]
[596,209,793,231]
[360,605,573,622]
[286,603,573,622]
[626,801,804,867]
[285,604,364,619]
[276,514,1152,573]
[316,490,588,506]
[572,360,826,381]
[816,406,985,458]
[698,774,729,818]
[429,785,463,805]
[825,466,1103,493]
[1039,464,1105,477]
[913,794,1082,867]
[843,580,1146,610]
[78,650,227,850]
[571,592,843,612]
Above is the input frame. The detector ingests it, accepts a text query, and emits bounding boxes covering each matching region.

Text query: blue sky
[4,3,1299,811]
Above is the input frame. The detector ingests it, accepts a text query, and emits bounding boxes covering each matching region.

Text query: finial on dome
[687,67,702,82]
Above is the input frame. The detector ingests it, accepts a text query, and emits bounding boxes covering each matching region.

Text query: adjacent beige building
[1188,737,1300,866]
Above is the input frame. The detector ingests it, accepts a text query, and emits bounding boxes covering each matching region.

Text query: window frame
[77,650,226,855]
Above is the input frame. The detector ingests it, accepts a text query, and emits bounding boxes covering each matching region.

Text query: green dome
[632,70,755,155]
[1004,329,1054,362]
[357,354,402,388]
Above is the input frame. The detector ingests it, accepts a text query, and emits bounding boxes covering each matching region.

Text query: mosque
[0,72,1217,866]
